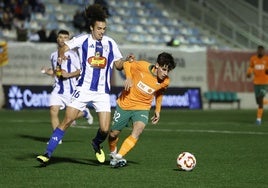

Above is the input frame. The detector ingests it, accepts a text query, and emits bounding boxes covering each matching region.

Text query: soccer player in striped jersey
[37,4,126,166]
[41,30,93,145]
[108,52,176,168]
[247,45,268,125]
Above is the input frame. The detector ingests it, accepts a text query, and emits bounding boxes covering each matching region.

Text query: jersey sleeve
[65,34,88,50]
[265,56,268,70]
[68,50,81,70]
[123,60,153,81]
[50,53,53,67]
[247,56,254,75]
[154,81,169,113]
[123,61,132,79]
[50,51,56,69]
[109,38,123,61]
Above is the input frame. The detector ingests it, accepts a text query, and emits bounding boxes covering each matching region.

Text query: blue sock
[46,128,65,157]
[83,109,88,118]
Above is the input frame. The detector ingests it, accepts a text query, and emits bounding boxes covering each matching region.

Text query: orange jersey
[117,61,170,112]
[247,55,268,84]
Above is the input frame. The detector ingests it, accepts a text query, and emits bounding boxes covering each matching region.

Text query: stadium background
[1,2,268,187]
[1,0,268,110]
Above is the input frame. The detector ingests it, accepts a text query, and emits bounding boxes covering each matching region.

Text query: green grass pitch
[0,109,268,188]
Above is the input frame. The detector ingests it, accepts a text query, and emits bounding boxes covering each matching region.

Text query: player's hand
[41,66,48,74]
[61,69,69,78]
[57,57,68,64]
[126,54,135,62]
[41,66,53,75]
[124,78,133,91]
[151,112,160,125]
[57,54,69,64]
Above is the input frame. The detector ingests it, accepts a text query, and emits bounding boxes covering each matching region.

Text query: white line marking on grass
[6,120,268,135]
[144,128,268,135]
[72,125,268,136]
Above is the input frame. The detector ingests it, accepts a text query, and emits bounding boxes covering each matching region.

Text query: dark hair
[157,52,176,71]
[258,45,264,49]
[84,4,107,28]
[58,30,69,36]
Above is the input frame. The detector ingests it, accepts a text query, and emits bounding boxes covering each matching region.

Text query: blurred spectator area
[0,0,84,42]
[0,0,47,41]
[0,0,217,48]
[107,0,216,47]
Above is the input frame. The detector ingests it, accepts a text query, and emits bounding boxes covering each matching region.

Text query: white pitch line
[73,125,268,136]
[143,128,268,135]
[5,119,268,136]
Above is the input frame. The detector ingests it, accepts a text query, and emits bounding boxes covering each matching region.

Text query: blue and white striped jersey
[50,50,81,95]
[65,34,123,94]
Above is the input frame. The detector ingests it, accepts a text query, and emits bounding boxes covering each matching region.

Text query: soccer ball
[177,152,196,171]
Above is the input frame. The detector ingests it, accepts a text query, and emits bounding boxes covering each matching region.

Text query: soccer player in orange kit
[108,52,176,167]
[247,45,268,125]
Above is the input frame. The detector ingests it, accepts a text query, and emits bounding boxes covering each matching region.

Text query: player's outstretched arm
[114,54,135,70]
[124,78,133,91]
[58,44,70,64]
[151,111,160,125]
[41,66,53,76]
[61,69,81,78]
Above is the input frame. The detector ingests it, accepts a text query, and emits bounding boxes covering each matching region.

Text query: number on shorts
[113,110,121,122]
[72,90,80,98]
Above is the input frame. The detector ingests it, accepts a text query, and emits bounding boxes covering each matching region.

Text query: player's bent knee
[109,130,120,138]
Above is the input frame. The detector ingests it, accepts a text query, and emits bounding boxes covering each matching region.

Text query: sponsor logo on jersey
[137,81,155,94]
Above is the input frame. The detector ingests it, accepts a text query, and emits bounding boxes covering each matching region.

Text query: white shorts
[68,87,111,112]
[49,92,71,110]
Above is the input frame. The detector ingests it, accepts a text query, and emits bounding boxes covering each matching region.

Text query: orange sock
[257,108,263,120]
[263,99,268,105]
[109,137,119,153]
[118,135,138,157]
